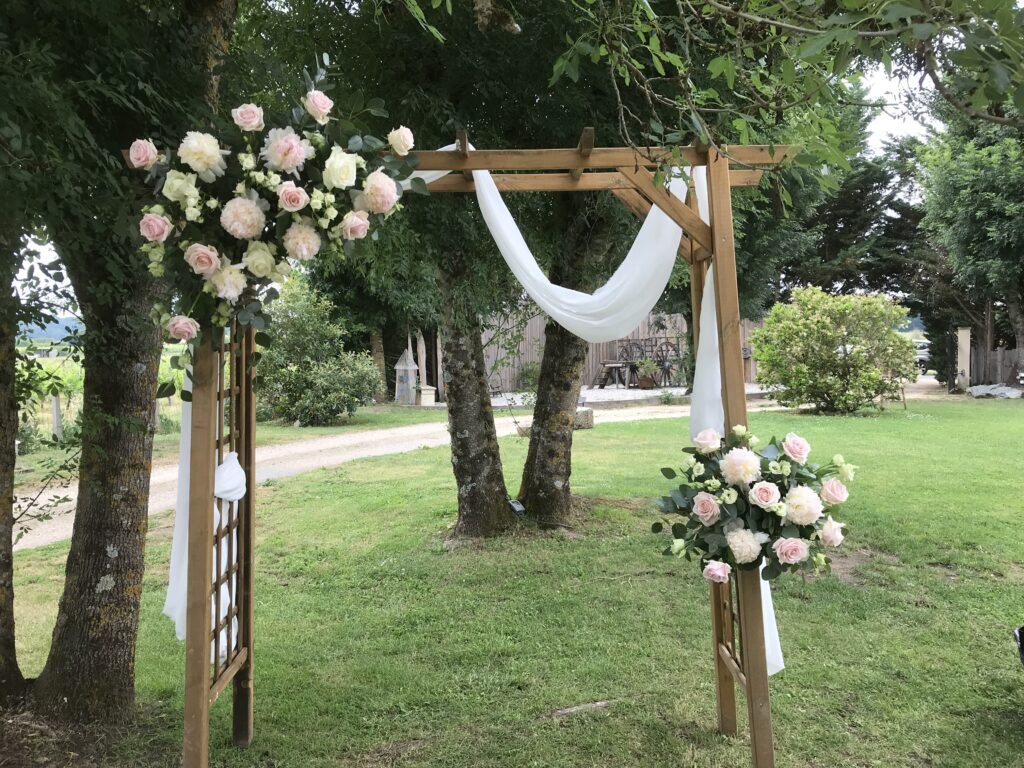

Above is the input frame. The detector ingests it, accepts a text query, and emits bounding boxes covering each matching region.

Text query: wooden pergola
[180,133,794,768]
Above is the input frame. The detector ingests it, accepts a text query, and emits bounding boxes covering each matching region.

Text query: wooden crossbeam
[413,145,794,172]
[426,169,762,193]
[617,166,713,252]
[570,127,595,180]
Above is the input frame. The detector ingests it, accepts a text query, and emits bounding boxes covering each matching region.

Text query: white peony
[322,147,364,190]
[242,241,277,278]
[162,170,199,205]
[220,196,266,240]
[178,131,228,182]
[260,127,314,175]
[283,220,321,261]
[719,447,761,486]
[209,260,248,303]
[725,528,763,565]
[783,485,824,526]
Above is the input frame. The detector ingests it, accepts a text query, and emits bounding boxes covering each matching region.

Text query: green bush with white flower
[653,425,855,582]
[128,56,424,352]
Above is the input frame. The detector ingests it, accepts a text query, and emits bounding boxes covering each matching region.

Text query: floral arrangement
[128,56,423,344]
[654,425,855,582]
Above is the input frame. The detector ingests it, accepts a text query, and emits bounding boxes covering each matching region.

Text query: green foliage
[15,420,45,456]
[752,288,917,413]
[516,361,541,392]
[255,278,382,425]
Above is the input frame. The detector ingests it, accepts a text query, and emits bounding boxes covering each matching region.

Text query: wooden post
[50,394,63,441]
[183,331,217,768]
[708,146,775,768]
[710,581,738,734]
[233,328,256,746]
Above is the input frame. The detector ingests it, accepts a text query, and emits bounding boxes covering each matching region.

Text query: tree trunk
[33,269,162,721]
[1007,292,1024,354]
[183,0,239,110]
[0,253,25,703]
[518,194,617,525]
[370,328,387,395]
[439,269,516,538]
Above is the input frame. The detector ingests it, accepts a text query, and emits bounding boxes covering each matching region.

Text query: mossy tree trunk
[0,252,24,703]
[439,261,517,538]
[519,195,616,526]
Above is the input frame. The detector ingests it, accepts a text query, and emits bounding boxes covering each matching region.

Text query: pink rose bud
[139,212,172,242]
[277,181,310,212]
[772,537,810,565]
[691,491,721,527]
[303,89,334,125]
[749,480,781,509]
[702,560,732,584]
[820,478,849,506]
[819,516,846,547]
[183,243,220,277]
[128,138,158,170]
[362,169,399,214]
[782,432,811,464]
[166,315,200,341]
[693,427,721,454]
[338,210,370,240]
[231,103,265,131]
[387,126,415,156]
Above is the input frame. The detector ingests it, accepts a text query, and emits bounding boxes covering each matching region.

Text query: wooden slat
[570,127,594,180]
[718,642,748,690]
[413,144,794,172]
[730,169,764,187]
[209,647,249,706]
[710,581,738,735]
[618,166,713,252]
[736,569,776,767]
[427,171,633,193]
[183,332,217,768]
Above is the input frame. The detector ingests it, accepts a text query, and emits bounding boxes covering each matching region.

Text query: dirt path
[15,379,949,552]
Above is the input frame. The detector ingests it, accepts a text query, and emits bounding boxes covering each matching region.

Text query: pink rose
[819,516,846,547]
[166,315,199,341]
[782,432,811,464]
[183,243,219,277]
[749,480,781,509]
[820,478,849,506]
[128,138,158,170]
[231,103,264,131]
[139,212,172,242]
[772,537,810,565]
[277,181,310,212]
[362,169,399,214]
[703,560,732,584]
[303,89,334,124]
[338,210,370,240]
[693,428,721,454]
[692,491,721,527]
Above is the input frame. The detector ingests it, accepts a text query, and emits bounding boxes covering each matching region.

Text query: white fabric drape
[688,268,785,676]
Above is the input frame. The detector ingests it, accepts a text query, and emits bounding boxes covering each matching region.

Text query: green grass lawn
[11,399,1024,767]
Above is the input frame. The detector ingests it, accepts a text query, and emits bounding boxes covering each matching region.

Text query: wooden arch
[181,134,794,768]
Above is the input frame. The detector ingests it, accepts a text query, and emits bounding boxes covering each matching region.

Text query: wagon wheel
[617,341,645,387]
[654,341,680,387]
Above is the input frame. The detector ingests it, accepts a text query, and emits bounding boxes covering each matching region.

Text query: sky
[863,66,935,154]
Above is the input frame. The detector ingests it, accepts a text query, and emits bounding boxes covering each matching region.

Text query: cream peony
[820,477,849,506]
[220,196,266,240]
[277,181,310,212]
[242,241,277,278]
[302,90,334,124]
[720,447,761,486]
[322,147,364,190]
[691,491,721,526]
[178,131,228,182]
[748,480,781,509]
[702,560,732,584]
[819,516,846,547]
[283,221,321,261]
[725,528,762,564]
[260,127,314,175]
[387,126,415,156]
[210,260,248,303]
[362,169,399,214]
[139,212,172,242]
[693,428,721,454]
[129,138,159,170]
[183,243,219,277]
[781,432,811,464]
[162,170,199,205]
[337,210,370,240]
[166,315,199,341]
[783,485,824,526]
[772,537,810,565]
[231,103,264,131]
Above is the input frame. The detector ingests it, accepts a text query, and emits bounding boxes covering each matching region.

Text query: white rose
[387,125,415,156]
[242,241,277,278]
[322,147,364,190]
[178,131,229,182]
[162,170,199,204]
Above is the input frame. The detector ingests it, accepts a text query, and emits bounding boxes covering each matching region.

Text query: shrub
[517,361,541,392]
[16,420,45,455]
[751,288,917,414]
[255,278,383,426]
